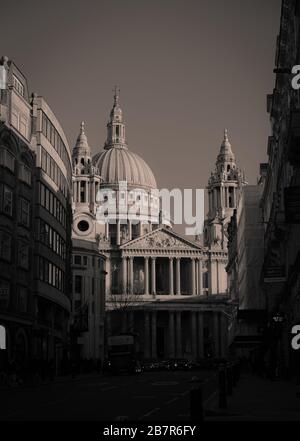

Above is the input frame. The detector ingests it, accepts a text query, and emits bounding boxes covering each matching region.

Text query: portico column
[151,257,156,295]
[191,311,197,358]
[198,313,204,358]
[144,312,151,358]
[144,257,149,295]
[77,180,80,202]
[168,311,175,358]
[86,181,89,203]
[191,258,196,295]
[176,311,182,358]
[139,221,143,237]
[122,256,127,294]
[175,257,181,295]
[129,256,134,294]
[151,312,157,358]
[91,181,95,204]
[105,258,111,297]
[169,257,174,295]
[105,222,109,240]
[198,259,203,295]
[116,219,121,245]
[213,312,220,358]
[128,220,132,240]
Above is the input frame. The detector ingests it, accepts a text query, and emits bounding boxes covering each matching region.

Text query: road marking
[138,407,160,420]
[101,385,116,391]
[164,397,178,405]
[180,390,189,396]
[152,381,179,386]
[204,390,218,407]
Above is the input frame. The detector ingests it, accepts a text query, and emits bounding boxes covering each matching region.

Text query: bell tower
[72,122,101,215]
[204,129,246,294]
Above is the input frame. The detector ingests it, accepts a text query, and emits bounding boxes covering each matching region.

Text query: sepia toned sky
[0,0,281,230]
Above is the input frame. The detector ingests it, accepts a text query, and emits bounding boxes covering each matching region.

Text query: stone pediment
[120,227,202,251]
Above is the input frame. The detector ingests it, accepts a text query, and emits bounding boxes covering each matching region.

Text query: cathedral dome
[92,88,157,189]
[93,147,157,189]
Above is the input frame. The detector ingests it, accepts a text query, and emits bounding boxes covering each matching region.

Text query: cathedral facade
[71,90,244,361]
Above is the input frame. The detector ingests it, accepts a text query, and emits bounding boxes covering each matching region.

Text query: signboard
[285,186,300,223]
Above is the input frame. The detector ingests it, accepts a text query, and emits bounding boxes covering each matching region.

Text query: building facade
[226,183,266,356]
[72,90,241,361]
[0,57,72,372]
[259,0,300,376]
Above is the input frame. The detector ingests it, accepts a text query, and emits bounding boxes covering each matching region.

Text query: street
[0,370,217,421]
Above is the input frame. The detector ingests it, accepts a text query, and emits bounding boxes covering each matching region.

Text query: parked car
[142,360,160,372]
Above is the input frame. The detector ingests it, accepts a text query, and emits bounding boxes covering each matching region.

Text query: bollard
[190,386,204,422]
[227,362,233,396]
[218,364,227,409]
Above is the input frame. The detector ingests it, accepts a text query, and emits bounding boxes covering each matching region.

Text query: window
[2,186,13,216]
[18,242,29,269]
[74,275,82,294]
[77,220,89,232]
[0,232,12,261]
[19,198,30,227]
[18,287,27,313]
[19,163,31,186]
[83,256,88,266]
[0,280,10,309]
[0,148,15,172]
[74,255,81,265]
[13,75,24,97]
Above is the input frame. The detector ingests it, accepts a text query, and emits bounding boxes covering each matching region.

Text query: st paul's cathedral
[71,90,246,362]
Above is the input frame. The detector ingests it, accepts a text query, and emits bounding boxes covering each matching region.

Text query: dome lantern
[104,86,127,150]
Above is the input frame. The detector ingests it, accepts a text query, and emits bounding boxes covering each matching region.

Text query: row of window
[41,112,72,182]
[0,280,28,313]
[73,254,102,268]
[39,182,67,229]
[39,219,66,259]
[0,148,32,185]
[0,184,30,227]
[13,74,25,97]
[40,146,68,197]
[100,191,158,204]
[37,255,65,293]
[0,230,30,269]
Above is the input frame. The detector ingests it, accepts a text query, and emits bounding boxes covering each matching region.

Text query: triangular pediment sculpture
[120,226,202,250]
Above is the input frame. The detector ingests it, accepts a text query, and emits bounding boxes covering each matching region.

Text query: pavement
[206,374,300,421]
[0,369,217,421]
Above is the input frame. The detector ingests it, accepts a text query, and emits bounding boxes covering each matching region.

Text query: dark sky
[0,0,281,207]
